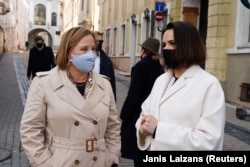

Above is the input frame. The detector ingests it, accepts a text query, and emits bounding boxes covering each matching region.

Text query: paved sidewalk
[0,51,249,167]
[0,52,29,167]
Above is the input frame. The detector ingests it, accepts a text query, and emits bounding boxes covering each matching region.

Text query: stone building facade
[27,0,63,50]
[0,0,28,53]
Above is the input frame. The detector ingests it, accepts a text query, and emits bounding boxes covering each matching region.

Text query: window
[81,0,84,11]
[87,0,90,12]
[34,4,46,25]
[119,24,125,55]
[0,4,3,14]
[236,1,250,45]
[227,1,250,53]
[51,12,57,26]
[113,28,117,56]
[105,29,110,56]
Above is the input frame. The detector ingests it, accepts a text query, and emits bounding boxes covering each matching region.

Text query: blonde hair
[56,27,96,70]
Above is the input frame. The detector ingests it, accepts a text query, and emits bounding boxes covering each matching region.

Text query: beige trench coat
[20,67,121,167]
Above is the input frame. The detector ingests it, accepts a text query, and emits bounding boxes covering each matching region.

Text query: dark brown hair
[35,36,44,42]
[162,21,206,69]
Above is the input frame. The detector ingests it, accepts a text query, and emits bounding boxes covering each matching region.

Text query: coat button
[75,160,79,164]
[93,156,97,161]
[92,120,97,125]
[74,121,79,126]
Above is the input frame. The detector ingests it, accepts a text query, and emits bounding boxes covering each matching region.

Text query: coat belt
[46,136,106,152]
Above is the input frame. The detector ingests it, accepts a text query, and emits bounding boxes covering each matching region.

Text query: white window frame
[141,10,151,44]
[227,1,250,54]
[119,23,126,55]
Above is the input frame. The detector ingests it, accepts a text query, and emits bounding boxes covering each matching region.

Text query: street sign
[155,2,165,12]
[154,12,163,22]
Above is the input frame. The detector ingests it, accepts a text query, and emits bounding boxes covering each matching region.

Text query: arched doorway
[28,29,53,49]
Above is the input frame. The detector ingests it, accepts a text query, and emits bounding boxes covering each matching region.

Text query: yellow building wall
[226,0,236,49]
[169,0,182,21]
[205,0,231,81]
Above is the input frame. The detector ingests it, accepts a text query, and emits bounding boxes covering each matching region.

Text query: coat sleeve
[20,76,52,166]
[99,50,116,101]
[27,49,33,78]
[48,47,56,68]
[104,82,121,165]
[109,63,116,101]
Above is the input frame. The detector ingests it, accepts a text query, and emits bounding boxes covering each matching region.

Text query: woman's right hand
[139,113,158,136]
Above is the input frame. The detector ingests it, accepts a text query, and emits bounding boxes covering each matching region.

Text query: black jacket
[120,55,164,160]
[99,49,116,100]
[27,46,56,78]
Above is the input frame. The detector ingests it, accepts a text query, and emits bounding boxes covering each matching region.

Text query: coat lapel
[160,77,186,104]
[160,65,200,104]
[85,72,106,110]
[50,68,97,119]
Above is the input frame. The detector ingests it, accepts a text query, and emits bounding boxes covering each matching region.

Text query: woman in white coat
[136,21,225,151]
[20,27,121,167]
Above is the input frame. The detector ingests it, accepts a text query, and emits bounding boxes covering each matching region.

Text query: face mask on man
[162,49,176,69]
[36,43,43,48]
[36,43,44,51]
[69,51,96,73]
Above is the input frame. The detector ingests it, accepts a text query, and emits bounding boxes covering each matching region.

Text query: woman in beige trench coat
[20,27,121,167]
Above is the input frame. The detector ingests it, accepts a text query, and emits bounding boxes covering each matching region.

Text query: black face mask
[36,43,43,48]
[162,49,176,69]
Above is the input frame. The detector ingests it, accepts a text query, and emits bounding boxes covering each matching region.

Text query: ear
[67,53,72,60]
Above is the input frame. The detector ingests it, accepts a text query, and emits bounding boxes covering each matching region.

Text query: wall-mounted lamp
[131,13,137,25]
[144,8,150,20]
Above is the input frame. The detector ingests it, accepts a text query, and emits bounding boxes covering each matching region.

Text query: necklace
[67,70,87,86]
[74,82,86,87]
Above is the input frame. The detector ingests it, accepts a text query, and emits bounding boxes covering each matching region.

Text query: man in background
[93,31,116,100]
[25,41,29,50]
[27,36,56,79]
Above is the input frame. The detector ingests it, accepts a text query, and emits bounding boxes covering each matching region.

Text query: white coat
[20,67,121,167]
[136,65,225,150]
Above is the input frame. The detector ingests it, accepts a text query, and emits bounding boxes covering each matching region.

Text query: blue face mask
[70,51,96,73]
